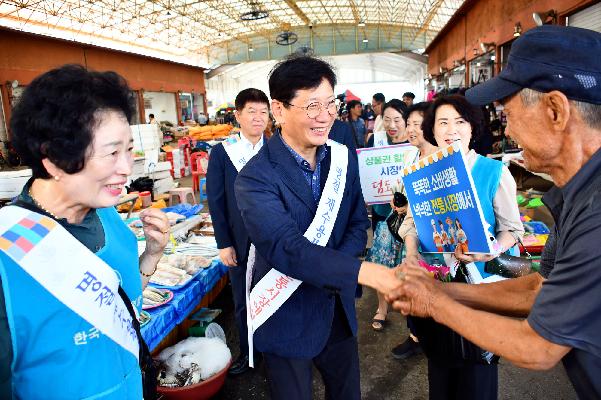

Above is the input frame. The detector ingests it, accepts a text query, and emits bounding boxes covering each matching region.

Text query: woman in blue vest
[400,95,523,400]
[0,65,170,399]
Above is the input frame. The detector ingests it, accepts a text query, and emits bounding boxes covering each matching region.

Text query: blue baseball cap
[466,25,601,105]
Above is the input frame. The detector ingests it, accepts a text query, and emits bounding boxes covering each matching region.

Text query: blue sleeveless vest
[0,207,143,399]
[471,155,503,279]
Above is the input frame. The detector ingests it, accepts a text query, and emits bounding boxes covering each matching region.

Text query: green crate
[187,308,222,337]
[188,322,208,337]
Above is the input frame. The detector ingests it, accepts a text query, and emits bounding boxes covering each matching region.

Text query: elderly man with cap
[387,25,601,399]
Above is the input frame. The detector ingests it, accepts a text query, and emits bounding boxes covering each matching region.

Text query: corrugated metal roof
[0,0,464,67]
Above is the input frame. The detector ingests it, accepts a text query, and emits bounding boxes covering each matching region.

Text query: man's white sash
[0,206,139,360]
[373,131,388,147]
[245,140,348,367]
[223,139,252,172]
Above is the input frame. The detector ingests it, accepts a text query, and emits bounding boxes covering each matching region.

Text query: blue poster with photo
[400,142,494,254]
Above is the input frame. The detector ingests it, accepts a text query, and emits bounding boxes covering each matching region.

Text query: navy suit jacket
[206,143,251,263]
[234,133,369,358]
[329,119,357,153]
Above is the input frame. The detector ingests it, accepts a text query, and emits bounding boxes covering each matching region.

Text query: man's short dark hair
[422,95,484,148]
[403,92,416,99]
[235,88,270,111]
[382,99,408,118]
[404,102,431,121]
[149,113,155,118]
[347,100,362,112]
[269,56,336,105]
[372,93,385,103]
[11,64,135,179]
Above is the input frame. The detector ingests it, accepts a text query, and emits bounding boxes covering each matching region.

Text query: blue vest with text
[0,207,142,400]
[471,155,503,278]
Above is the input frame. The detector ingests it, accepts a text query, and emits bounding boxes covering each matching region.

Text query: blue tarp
[161,203,204,219]
[141,261,227,350]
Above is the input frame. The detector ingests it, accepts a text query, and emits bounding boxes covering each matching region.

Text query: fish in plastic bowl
[155,336,231,400]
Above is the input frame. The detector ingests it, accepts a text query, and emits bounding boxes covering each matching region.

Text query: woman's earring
[54,175,60,181]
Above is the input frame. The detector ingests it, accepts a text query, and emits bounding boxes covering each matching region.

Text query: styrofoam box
[0,169,32,198]
[153,170,172,180]
[131,124,161,153]
[153,176,175,195]
[155,161,171,172]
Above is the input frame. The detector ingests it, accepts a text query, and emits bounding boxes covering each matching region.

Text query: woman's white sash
[245,140,348,367]
[373,131,388,147]
[0,206,139,360]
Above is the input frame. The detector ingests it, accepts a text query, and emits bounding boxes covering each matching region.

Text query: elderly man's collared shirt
[528,148,601,399]
[281,135,327,202]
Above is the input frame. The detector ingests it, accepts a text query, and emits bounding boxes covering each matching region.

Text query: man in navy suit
[235,56,400,400]
[206,88,270,375]
[329,119,357,153]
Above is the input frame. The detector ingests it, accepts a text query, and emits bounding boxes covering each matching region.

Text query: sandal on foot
[372,311,387,331]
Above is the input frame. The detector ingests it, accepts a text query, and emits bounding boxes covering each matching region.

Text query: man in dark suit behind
[329,118,357,152]
[206,88,270,375]
[234,56,401,400]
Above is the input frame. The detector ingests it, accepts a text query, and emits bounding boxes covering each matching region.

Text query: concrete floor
[175,176,577,400]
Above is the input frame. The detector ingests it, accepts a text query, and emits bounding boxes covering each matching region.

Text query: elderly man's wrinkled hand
[385,264,446,318]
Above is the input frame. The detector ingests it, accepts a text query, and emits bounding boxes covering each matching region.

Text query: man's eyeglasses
[283,99,339,119]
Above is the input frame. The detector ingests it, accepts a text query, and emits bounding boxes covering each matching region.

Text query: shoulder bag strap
[118,286,157,400]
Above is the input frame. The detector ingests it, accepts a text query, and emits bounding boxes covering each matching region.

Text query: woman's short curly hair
[10,64,135,179]
[422,95,484,148]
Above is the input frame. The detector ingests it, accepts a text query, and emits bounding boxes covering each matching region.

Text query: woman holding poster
[400,95,524,400]
[365,99,409,331]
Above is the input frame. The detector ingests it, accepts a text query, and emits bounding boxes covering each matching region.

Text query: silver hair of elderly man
[518,87,601,130]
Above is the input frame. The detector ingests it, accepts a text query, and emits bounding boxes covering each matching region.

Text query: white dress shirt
[239,132,264,158]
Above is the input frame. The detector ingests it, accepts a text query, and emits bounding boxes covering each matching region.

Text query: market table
[142,260,228,351]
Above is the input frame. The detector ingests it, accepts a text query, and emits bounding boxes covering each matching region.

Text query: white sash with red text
[0,206,139,360]
[245,140,348,367]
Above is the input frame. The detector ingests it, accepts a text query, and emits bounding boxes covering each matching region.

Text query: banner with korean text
[357,144,419,204]
[400,142,494,254]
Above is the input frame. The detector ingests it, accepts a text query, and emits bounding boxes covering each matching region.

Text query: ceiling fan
[294,46,314,56]
[240,2,269,21]
[276,31,298,45]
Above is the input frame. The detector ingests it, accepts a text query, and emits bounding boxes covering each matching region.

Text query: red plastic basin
[156,361,231,400]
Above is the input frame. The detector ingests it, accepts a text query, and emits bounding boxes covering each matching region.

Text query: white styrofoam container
[130,124,161,153]
[153,176,175,195]
[0,169,32,198]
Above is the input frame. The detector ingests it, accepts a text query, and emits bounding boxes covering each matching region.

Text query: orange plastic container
[156,361,231,400]
[139,191,152,208]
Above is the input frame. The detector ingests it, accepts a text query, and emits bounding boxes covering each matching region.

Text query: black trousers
[228,262,249,356]
[428,359,498,400]
[263,297,360,400]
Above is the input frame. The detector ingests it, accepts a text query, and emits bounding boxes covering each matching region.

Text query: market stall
[141,259,227,351]
[121,204,229,355]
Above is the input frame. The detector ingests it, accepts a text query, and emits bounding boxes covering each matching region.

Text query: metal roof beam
[282,0,310,25]
[411,0,443,41]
